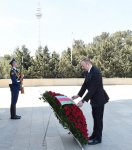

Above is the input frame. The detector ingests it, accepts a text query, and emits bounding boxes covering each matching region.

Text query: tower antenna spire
[36,1,42,47]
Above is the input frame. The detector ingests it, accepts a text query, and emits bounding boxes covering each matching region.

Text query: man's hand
[77,100,84,107]
[20,74,24,79]
[21,74,24,78]
[72,95,79,100]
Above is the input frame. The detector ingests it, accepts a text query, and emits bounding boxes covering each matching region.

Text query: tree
[13,45,32,78]
[90,31,132,77]
[58,48,76,78]
[49,51,60,78]
[0,57,10,79]
[1,30,132,78]
[33,46,51,78]
[4,54,11,61]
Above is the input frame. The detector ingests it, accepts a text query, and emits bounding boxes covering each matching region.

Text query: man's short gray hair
[81,57,92,64]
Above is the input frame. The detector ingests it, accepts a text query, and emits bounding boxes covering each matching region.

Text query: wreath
[40,91,88,144]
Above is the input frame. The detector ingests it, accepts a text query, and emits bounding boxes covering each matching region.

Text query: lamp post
[71,47,73,64]
[71,32,74,64]
[36,2,42,47]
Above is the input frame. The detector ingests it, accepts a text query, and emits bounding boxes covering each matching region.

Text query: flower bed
[40,91,88,144]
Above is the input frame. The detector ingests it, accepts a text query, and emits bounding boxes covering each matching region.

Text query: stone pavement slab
[0,86,132,150]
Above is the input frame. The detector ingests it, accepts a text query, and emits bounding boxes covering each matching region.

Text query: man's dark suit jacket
[78,66,109,107]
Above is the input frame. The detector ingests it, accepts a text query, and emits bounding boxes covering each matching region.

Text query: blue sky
[0,0,132,56]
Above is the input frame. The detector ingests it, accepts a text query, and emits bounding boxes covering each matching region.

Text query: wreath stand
[42,98,85,150]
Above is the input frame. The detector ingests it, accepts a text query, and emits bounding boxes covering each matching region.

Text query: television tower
[36,2,42,47]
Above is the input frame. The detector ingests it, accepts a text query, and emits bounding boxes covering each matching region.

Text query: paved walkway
[0,85,132,150]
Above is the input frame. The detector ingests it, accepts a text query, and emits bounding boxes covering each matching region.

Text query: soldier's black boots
[11,115,21,119]
[10,105,21,119]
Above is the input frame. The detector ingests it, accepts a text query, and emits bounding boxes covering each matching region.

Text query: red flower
[42,91,89,144]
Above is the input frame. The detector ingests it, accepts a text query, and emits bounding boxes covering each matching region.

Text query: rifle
[20,55,24,94]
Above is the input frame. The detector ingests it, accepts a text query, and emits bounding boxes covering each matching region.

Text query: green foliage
[49,51,60,78]
[1,30,132,78]
[58,48,75,78]
[13,45,32,78]
[0,57,10,79]
[33,46,51,78]
[91,30,132,77]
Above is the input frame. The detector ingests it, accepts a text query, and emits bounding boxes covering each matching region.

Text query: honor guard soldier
[9,58,24,119]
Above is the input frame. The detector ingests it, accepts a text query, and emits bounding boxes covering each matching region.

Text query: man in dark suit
[72,57,109,145]
[9,58,24,119]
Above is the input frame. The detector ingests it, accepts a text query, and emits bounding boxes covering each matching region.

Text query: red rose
[43,91,89,144]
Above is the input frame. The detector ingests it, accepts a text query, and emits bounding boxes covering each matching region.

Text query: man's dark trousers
[92,105,104,141]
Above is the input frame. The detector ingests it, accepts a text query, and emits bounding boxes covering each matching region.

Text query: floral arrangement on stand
[40,91,89,144]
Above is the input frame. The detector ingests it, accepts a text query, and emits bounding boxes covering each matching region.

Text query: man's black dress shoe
[88,139,101,145]
[11,115,21,119]
[88,135,96,140]
[16,115,21,118]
